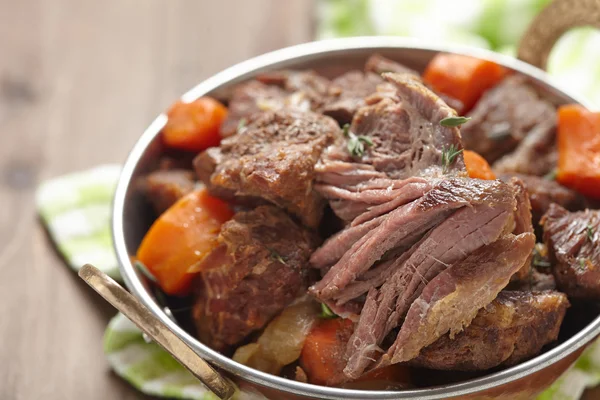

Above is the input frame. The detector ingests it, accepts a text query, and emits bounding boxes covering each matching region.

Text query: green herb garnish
[237,117,247,133]
[268,248,287,265]
[135,261,158,284]
[544,169,558,181]
[532,250,551,269]
[343,124,373,157]
[440,116,472,127]
[578,258,587,271]
[320,303,338,319]
[587,225,594,241]
[441,144,464,173]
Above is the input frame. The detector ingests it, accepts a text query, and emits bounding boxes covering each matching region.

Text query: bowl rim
[113,36,600,399]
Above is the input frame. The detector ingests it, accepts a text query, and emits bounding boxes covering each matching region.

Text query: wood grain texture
[0,1,313,399]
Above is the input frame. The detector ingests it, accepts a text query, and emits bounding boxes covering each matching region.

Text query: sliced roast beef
[138,169,195,214]
[315,176,433,223]
[510,177,535,280]
[314,73,465,223]
[195,110,340,228]
[220,70,330,137]
[461,76,555,163]
[312,178,511,300]
[192,206,317,351]
[382,73,465,176]
[343,184,520,378]
[499,173,587,224]
[542,204,600,299]
[386,233,535,365]
[493,118,557,176]
[322,71,385,124]
[411,290,569,370]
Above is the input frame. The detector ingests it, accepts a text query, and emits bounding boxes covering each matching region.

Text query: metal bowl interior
[113,37,600,400]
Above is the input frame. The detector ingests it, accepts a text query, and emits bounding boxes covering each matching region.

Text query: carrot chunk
[300,318,354,386]
[423,54,507,113]
[162,97,227,152]
[464,150,496,180]
[136,188,233,295]
[556,104,600,199]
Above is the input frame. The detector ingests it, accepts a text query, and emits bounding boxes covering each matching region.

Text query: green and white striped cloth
[37,165,121,279]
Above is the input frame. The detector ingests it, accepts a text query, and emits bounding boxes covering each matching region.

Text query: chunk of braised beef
[461,76,555,163]
[192,206,318,351]
[220,80,288,137]
[411,291,569,370]
[138,169,195,214]
[493,119,557,176]
[195,110,340,228]
[220,70,331,138]
[542,204,600,300]
[499,173,587,224]
[322,71,385,125]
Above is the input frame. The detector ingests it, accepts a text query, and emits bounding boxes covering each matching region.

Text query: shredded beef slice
[314,72,465,223]
[386,233,535,365]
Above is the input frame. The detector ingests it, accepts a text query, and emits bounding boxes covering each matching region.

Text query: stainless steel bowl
[112,1,600,398]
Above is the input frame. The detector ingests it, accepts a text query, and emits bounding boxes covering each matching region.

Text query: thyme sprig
[441,144,463,174]
[440,116,471,127]
[320,303,338,319]
[343,123,373,157]
[587,225,595,241]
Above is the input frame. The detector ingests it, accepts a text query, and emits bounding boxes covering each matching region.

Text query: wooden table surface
[1,1,598,399]
[0,1,313,398]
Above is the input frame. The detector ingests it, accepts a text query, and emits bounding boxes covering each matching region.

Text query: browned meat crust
[542,204,600,299]
[195,110,340,228]
[192,206,318,351]
[412,291,569,370]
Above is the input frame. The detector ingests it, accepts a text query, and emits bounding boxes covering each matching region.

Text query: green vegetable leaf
[345,125,373,157]
[342,123,351,138]
[268,248,287,265]
[440,116,472,127]
[587,225,595,241]
[532,245,551,269]
[237,118,247,133]
[441,144,464,173]
[320,303,338,319]
[544,169,558,181]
